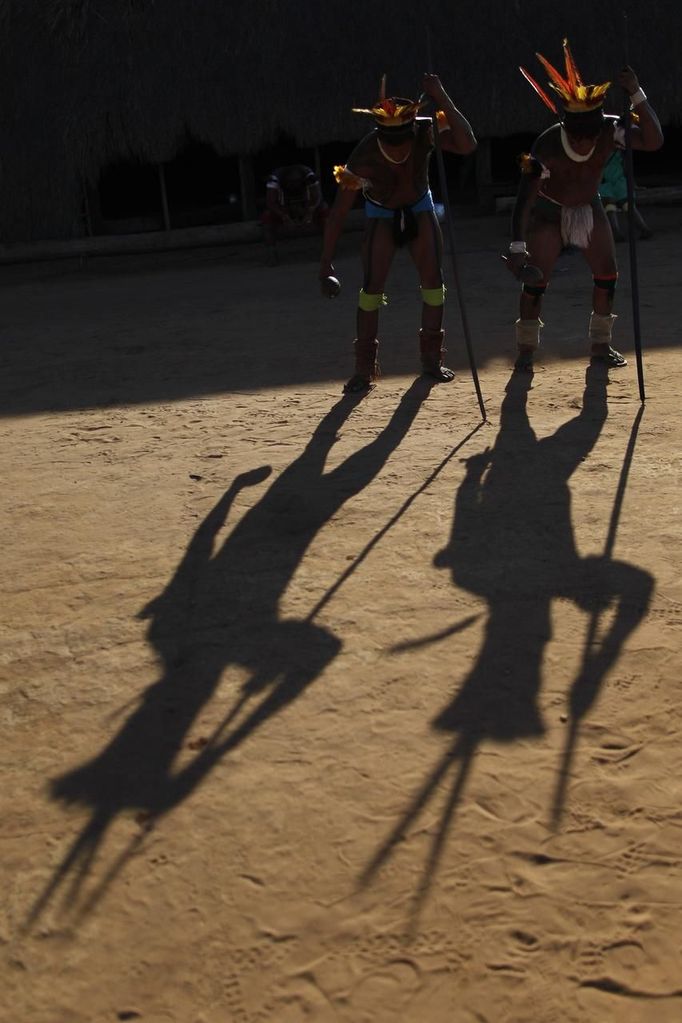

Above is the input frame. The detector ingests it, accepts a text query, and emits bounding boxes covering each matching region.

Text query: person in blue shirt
[600,148,652,242]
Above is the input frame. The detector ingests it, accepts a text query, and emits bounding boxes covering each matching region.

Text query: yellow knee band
[358,289,388,312]
[420,285,446,307]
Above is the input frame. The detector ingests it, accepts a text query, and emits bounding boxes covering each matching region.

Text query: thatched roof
[5,0,682,241]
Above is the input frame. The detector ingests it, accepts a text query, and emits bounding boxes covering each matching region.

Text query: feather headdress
[352,74,424,126]
[520,39,610,113]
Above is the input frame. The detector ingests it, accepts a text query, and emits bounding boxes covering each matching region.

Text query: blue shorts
[365,190,435,218]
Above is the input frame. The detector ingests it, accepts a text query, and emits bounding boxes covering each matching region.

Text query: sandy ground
[2,206,682,1023]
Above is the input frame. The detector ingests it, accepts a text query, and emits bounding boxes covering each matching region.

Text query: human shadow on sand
[26,378,433,929]
[361,366,653,928]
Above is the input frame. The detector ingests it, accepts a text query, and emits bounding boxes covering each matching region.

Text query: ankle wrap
[515,317,544,350]
[589,312,617,342]
[353,338,380,380]
[419,327,445,355]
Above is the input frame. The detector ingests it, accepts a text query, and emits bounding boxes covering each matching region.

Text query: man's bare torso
[347,122,433,208]
[534,117,619,207]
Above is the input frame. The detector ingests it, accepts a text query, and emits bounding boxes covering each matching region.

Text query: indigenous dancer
[507,40,663,372]
[319,74,477,394]
[262,164,328,266]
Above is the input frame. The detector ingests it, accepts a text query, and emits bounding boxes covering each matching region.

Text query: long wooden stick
[551,403,644,828]
[426,27,487,421]
[622,12,646,402]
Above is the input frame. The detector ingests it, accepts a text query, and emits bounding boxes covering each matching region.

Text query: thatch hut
[5,0,682,242]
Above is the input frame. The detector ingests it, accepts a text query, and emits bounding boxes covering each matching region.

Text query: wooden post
[84,182,104,236]
[238,155,258,221]
[81,179,93,237]
[158,163,171,231]
[475,137,494,212]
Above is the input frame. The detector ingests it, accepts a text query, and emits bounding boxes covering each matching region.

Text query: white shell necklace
[377,138,412,165]
[560,126,596,162]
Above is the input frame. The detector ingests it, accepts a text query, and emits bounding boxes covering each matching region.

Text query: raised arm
[422,73,477,156]
[618,67,663,151]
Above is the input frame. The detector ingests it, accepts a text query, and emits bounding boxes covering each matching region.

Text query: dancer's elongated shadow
[27,379,433,929]
[361,366,653,929]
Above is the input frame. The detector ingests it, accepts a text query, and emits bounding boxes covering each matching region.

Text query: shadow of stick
[358,733,476,936]
[307,422,486,623]
[405,736,476,937]
[23,809,113,932]
[550,405,645,830]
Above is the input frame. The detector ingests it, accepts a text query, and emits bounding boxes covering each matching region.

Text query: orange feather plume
[526,40,611,113]
[535,51,571,96]
[562,38,583,93]
[519,66,558,113]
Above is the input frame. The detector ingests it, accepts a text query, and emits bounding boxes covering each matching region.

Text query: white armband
[509,241,527,254]
[630,87,647,108]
